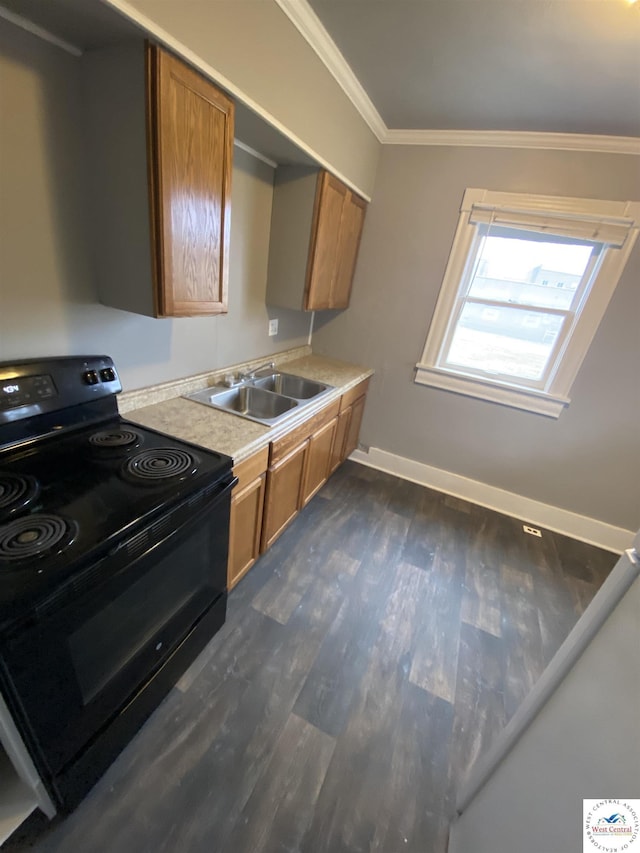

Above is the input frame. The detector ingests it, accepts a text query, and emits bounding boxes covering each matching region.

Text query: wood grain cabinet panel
[150,46,233,316]
[339,378,371,412]
[343,395,366,460]
[304,173,348,310]
[330,190,368,309]
[82,42,233,318]
[301,417,338,506]
[329,408,351,475]
[270,399,340,465]
[306,172,367,311]
[266,168,367,312]
[261,440,309,551]
[330,379,370,471]
[228,474,266,590]
[227,448,269,589]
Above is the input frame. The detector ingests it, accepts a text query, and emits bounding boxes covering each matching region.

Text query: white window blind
[467,207,631,246]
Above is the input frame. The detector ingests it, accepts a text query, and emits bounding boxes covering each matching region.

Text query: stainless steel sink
[251,373,331,399]
[185,371,334,426]
[187,385,299,425]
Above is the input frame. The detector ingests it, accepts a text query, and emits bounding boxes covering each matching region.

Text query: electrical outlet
[268,318,278,337]
[523,525,542,537]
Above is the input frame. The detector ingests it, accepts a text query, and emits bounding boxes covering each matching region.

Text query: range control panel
[0,356,122,421]
[0,374,57,410]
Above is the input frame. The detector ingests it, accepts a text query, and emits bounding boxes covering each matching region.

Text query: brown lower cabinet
[301,417,338,506]
[342,394,366,460]
[261,440,309,551]
[329,378,370,474]
[227,447,268,590]
[329,408,351,475]
[228,378,370,588]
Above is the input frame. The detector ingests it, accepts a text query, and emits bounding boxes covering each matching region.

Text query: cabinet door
[343,395,366,460]
[261,440,309,550]
[302,417,338,506]
[149,46,234,317]
[228,474,266,590]
[329,407,351,475]
[304,172,347,310]
[331,191,367,309]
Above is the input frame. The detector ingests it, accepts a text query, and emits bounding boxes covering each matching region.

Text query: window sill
[414,364,570,418]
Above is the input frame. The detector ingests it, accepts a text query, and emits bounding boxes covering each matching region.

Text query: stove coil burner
[0,473,40,521]
[0,514,77,562]
[89,429,142,450]
[124,448,198,483]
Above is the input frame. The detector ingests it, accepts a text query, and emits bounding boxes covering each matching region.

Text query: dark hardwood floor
[5,462,617,853]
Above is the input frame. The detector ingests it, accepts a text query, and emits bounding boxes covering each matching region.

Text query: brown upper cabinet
[83,42,234,317]
[266,168,367,312]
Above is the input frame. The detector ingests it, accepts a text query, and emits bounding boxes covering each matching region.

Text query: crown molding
[273,0,387,142]
[383,128,640,154]
[272,1,640,157]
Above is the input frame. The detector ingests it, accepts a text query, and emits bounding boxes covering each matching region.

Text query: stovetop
[0,417,232,619]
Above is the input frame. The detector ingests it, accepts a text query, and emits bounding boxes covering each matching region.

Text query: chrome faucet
[237,360,276,381]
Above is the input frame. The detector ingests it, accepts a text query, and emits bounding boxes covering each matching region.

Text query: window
[415,189,640,417]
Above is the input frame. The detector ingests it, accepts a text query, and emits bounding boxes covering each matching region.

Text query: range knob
[100,367,116,383]
[83,370,99,386]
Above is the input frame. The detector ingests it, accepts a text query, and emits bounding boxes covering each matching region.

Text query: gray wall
[0,20,310,391]
[312,145,640,530]
[449,570,640,853]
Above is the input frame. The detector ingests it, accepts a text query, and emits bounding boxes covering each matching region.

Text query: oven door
[0,476,234,780]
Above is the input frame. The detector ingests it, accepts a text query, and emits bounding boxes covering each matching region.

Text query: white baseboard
[349,447,633,554]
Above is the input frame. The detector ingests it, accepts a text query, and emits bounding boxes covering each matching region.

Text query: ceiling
[305,0,640,137]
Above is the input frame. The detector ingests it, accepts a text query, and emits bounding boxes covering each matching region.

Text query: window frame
[437,224,604,392]
[415,189,640,417]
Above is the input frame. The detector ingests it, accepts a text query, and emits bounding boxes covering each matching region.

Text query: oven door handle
[115,472,239,559]
[195,473,238,508]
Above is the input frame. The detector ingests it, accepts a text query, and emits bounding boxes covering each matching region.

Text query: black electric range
[0,356,235,810]
[0,415,231,629]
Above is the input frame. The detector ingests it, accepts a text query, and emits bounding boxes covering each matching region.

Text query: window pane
[446,303,564,381]
[468,232,594,310]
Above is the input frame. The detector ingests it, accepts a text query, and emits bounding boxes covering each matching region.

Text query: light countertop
[121,353,373,464]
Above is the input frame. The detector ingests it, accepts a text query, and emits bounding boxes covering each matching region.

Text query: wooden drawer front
[233,446,269,491]
[228,474,266,590]
[339,378,370,412]
[302,417,338,506]
[329,407,351,475]
[270,399,340,465]
[261,440,309,551]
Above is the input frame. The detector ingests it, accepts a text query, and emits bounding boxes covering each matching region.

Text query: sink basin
[251,373,331,399]
[185,371,334,426]
[187,385,299,425]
